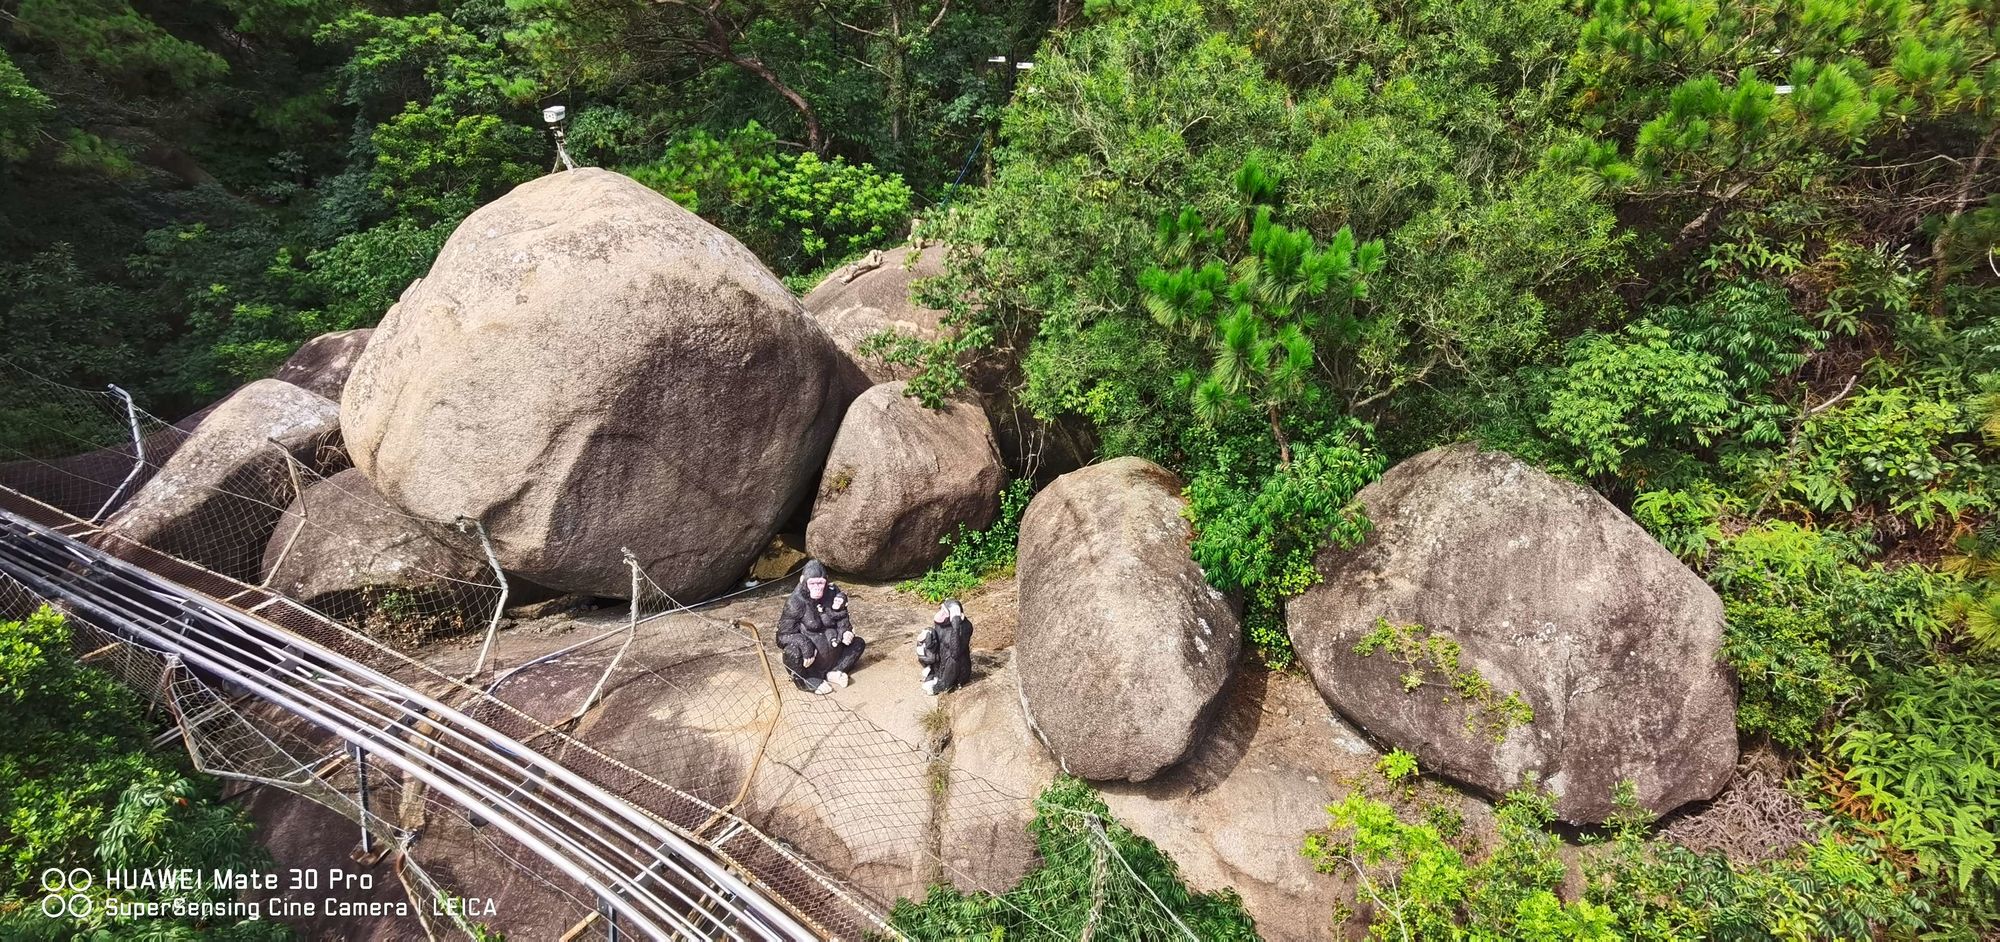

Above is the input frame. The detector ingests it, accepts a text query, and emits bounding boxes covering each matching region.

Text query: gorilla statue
[775,560,865,694]
[915,599,973,695]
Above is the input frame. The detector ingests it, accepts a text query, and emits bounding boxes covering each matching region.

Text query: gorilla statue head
[801,559,830,601]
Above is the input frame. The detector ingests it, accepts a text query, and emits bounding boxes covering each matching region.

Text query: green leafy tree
[0,607,285,940]
[370,103,542,222]
[1141,159,1386,463]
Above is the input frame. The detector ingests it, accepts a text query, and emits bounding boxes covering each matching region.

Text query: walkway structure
[0,480,892,940]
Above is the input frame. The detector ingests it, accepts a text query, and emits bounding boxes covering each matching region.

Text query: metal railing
[0,501,845,941]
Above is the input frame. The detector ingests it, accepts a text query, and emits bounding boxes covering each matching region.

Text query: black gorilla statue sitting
[915,599,973,695]
[775,560,865,695]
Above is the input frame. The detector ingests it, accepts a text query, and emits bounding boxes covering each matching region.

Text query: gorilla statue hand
[842,630,855,645]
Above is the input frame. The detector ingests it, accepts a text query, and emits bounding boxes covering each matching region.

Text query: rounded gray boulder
[802,246,947,384]
[274,328,373,400]
[806,382,1005,580]
[341,169,861,598]
[1015,457,1240,782]
[1286,443,1737,823]
[261,468,492,618]
[100,379,340,580]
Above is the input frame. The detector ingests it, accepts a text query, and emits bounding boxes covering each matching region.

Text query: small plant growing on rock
[1376,749,1419,785]
[1355,619,1535,741]
[823,466,854,497]
[1304,780,1615,940]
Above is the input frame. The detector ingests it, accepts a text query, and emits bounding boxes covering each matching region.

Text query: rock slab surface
[802,245,947,384]
[261,468,491,612]
[275,328,373,400]
[1286,443,1737,822]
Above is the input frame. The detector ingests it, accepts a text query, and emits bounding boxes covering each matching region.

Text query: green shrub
[1539,322,1735,477]
[890,776,1258,940]
[1304,784,1617,940]
[1375,748,1419,785]
[1835,665,2000,911]
[1787,384,1987,525]
[626,122,912,276]
[1709,523,1866,749]
[1631,483,1732,563]
[1586,798,1933,940]
[1945,522,2000,653]
[369,102,542,222]
[1653,280,1825,447]
[1709,522,1962,749]
[902,478,1034,603]
[0,607,283,940]
[1185,433,1384,667]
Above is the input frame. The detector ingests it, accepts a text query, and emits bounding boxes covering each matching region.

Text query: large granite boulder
[806,382,1005,580]
[803,243,1097,477]
[802,246,947,384]
[341,168,861,598]
[274,328,373,400]
[1015,457,1240,781]
[261,468,491,615]
[1286,443,1737,823]
[99,380,340,580]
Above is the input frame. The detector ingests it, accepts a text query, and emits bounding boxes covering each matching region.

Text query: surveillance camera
[542,105,568,126]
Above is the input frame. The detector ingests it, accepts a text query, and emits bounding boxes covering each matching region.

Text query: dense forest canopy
[0,0,1038,414]
[4,0,2000,936]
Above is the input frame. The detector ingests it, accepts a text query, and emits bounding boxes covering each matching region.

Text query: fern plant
[1834,665,2000,909]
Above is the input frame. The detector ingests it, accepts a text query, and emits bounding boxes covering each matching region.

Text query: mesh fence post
[90,384,146,524]
[262,442,311,587]
[572,548,642,722]
[457,515,509,678]
[598,896,621,942]
[353,743,375,856]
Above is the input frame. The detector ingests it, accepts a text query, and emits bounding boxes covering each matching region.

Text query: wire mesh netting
[0,358,1217,941]
[475,562,1047,909]
[0,568,573,941]
[0,367,198,522]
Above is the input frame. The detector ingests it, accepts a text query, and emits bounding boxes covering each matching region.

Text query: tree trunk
[669,0,827,151]
[1267,403,1291,467]
[726,53,824,151]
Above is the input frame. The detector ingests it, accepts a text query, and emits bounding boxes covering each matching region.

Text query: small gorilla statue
[775,560,865,695]
[915,599,973,695]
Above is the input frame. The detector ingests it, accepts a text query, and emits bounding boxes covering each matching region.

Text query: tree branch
[1929,124,2000,315]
